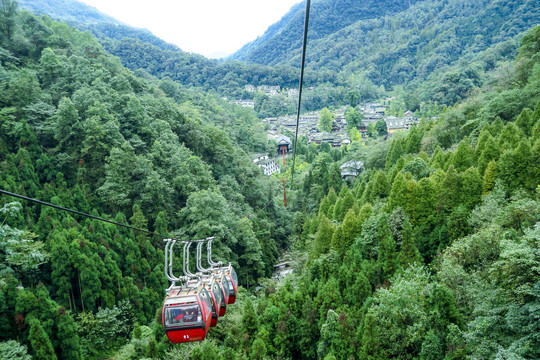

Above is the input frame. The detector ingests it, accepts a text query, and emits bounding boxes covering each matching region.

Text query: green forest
[1,0,540,359]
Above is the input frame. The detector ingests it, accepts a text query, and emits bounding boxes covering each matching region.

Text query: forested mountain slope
[17,0,121,25]
[231,24,539,360]
[230,0,423,64]
[298,0,539,90]
[0,3,290,358]
[19,0,539,113]
[16,0,306,99]
[17,0,181,52]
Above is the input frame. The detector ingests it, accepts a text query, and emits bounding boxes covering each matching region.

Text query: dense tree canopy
[0,1,539,359]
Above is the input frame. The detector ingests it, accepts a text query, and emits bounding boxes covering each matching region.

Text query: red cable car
[200,277,224,327]
[162,285,213,343]
[221,264,238,304]
[213,274,228,316]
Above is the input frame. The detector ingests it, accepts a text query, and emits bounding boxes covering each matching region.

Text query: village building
[252,153,269,163]
[340,160,364,180]
[257,85,281,96]
[252,153,280,176]
[363,102,386,115]
[385,111,419,134]
[288,88,299,97]
[261,158,280,176]
[235,99,255,108]
[245,85,256,93]
[275,134,292,155]
[362,113,383,125]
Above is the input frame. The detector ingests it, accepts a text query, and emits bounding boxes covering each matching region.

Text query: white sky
[79,0,304,58]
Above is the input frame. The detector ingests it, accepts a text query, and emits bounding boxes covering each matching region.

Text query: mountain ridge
[229,0,425,65]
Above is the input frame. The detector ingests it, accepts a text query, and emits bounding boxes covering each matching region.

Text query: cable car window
[220,276,230,295]
[165,295,197,305]
[227,277,234,292]
[231,268,238,286]
[220,293,226,307]
[212,282,222,305]
[164,305,201,326]
[199,289,212,316]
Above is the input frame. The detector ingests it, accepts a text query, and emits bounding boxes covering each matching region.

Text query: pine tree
[405,125,422,153]
[477,136,500,175]
[451,138,474,172]
[497,122,523,151]
[153,211,169,236]
[440,165,460,214]
[482,160,498,195]
[333,191,355,222]
[385,139,405,170]
[327,187,338,206]
[460,167,482,210]
[360,177,374,204]
[312,215,334,259]
[377,216,396,279]
[319,197,331,217]
[242,298,258,344]
[491,117,504,136]
[404,178,418,222]
[352,180,364,199]
[397,219,422,269]
[27,316,57,360]
[328,163,342,191]
[475,126,493,157]
[513,139,534,191]
[515,108,534,136]
[388,172,407,211]
[498,139,533,191]
[339,206,361,252]
[388,156,405,184]
[56,307,82,360]
[430,146,446,170]
[414,177,438,229]
[447,205,471,241]
[330,225,345,252]
[530,139,540,193]
[371,170,390,199]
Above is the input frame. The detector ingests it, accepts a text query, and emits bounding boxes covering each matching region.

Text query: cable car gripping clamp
[164,238,185,283]
[163,236,223,290]
[206,237,223,268]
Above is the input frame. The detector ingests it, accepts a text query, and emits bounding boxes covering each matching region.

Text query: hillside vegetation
[0,0,539,359]
[0,3,289,358]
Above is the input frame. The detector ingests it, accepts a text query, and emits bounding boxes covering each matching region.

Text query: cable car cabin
[162,286,213,343]
[222,265,238,304]
[201,277,224,327]
[214,275,228,316]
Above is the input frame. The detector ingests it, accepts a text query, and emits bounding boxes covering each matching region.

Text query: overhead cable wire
[290,0,311,187]
[0,187,276,243]
[0,189,167,238]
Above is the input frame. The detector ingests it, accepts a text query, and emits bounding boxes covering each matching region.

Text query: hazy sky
[79,0,304,58]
